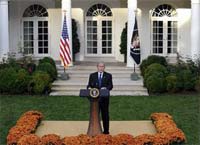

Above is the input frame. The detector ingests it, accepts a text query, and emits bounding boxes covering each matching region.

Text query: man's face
[97,63,105,72]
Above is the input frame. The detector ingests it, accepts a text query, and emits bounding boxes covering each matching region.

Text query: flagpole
[63,10,66,75]
[130,9,140,81]
[60,10,70,80]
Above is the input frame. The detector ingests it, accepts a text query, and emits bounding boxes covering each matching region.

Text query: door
[86,17,113,56]
[151,18,178,56]
[23,19,49,56]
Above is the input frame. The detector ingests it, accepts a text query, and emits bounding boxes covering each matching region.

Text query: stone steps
[51,85,146,91]
[50,62,148,96]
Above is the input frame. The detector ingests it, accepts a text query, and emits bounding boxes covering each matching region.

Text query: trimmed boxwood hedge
[140,55,168,76]
[140,55,199,93]
[166,74,178,93]
[144,63,168,87]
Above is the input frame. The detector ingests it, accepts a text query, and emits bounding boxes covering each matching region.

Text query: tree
[72,19,80,62]
[120,22,127,63]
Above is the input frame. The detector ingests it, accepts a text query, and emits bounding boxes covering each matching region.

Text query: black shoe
[103,131,109,134]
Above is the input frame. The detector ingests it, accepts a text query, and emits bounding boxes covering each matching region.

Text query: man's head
[97,62,105,72]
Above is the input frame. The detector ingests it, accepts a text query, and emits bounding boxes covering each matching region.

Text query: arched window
[151,4,178,55]
[23,4,48,17]
[22,4,49,55]
[86,4,112,17]
[151,4,177,17]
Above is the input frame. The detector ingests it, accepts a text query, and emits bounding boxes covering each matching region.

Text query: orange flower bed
[41,134,62,145]
[7,111,43,145]
[17,134,41,145]
[62,136,81,145]
[7,111,186,145]
[150,113,186,144]
[93,134,113,145]
[77,134,95,145]
[112,134,135,145]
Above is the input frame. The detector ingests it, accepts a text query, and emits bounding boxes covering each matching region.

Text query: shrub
[144,63,168,86]
[146,73,166,93]
[120,22,127,63]
[0,68,17,93]
[39,57,56,69]
[37,62,57,81]
[186,59,199,76]
[195,76,200,92]
[140,55,168,76]
[0,63,11,70]
[182,69,196,91]
[166,74,178,93]
[26,63,36,74]
[13,69,30,94]
[72,19,80,61]
[29,71,51,94]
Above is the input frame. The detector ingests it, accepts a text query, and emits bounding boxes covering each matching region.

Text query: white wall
[112,8,128,62]
[48,9,62,61]
[177,9,191,59]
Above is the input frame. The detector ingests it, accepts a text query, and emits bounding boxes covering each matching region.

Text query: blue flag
[130,17,140,65]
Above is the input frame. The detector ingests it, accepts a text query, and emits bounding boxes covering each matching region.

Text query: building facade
[0,0,199,67]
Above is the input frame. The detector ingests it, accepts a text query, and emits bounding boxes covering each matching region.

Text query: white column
[127,0,137,67]
[62,0,73,66]
[191,0,200,60]
[0,0,9,61]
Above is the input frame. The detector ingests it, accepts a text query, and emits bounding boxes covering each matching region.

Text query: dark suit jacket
[87,71,113,91]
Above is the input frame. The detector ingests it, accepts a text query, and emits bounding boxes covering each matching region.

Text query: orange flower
[41,134,62,145]
[77,134,94,145]
[133,134,154,145]
[112,134,134,145]
[17,134,41,145]
[62,136,81,145]
[93,134,113,145]
[150,113,173,122]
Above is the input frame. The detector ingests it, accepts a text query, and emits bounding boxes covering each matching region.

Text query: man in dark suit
[87,62,113,134]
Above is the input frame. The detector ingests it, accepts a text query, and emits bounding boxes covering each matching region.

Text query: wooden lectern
[79,88,109,137]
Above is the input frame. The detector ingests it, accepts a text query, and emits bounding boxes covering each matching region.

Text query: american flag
[60,14,71,68]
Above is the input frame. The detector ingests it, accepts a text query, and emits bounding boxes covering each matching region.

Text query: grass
[0,95,199,145]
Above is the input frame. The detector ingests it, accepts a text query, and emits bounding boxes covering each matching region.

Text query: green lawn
[0,95,199,145]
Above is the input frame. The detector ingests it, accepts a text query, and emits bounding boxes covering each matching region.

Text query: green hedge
[146,73,166,93]
[0,57,57,95]
[37,62,57,81]
[195,76,200,92]
[0,68,17,93]
[144,63,168,87]
[38,57,57,80]
[166,74,178,93]
[14,69,30,94]
[141,55,199,93]
[144,63,168,93]
[140,55,168,76]
[29,71,51,94]
[39,57,56,69]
